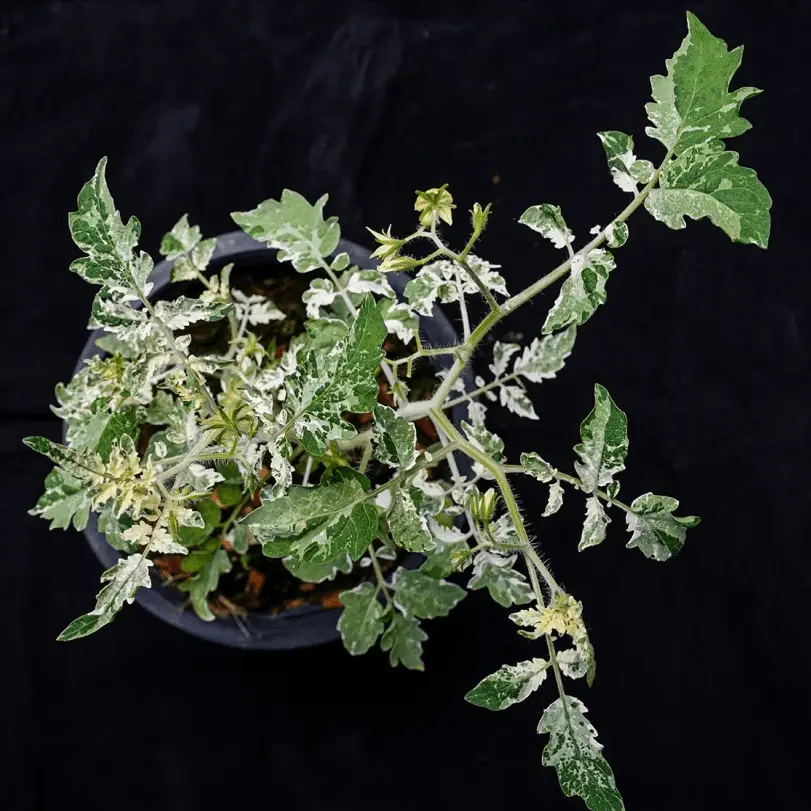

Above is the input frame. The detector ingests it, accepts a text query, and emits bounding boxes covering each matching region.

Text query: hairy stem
[428,408,560,594]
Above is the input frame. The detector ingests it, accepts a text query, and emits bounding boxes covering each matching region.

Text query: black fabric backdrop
[1,1,807,809]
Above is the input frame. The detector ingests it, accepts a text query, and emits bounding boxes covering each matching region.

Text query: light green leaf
[227,523,252,555]
[625,493,700,561]
[420,525,470,578]
[28,467,92,531]
[574,384,628,492]
[644,141,771,248]
[538,696,624,811]
[519,204,575,250]
[469,551,533,608]
[57,554,153,641]
[380,613,427,670]
[160,215,217,281]
[646,12,761,155]
[543,249,615,334]
[544,481,565,517]
[597,131,653,194]
[513,326,576,382]
[68,158,146,291]
[338,582,385,655]
[305,316,350,350]
[231,190,340,273]
[520,452,555,483]
[98,505,136,553]
[465,658,549,710]
[391,569,466,620]
[178,547,232,621]
[579,495,610,551]
[372,404,417,470]
[283,551,352,583]
[242,474,378,563]
[286,296,387,456]
[154,297,231,330]
[160,214,201,259]
[388,485,433,553]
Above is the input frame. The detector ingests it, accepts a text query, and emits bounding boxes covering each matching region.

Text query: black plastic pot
[72,230,471,650]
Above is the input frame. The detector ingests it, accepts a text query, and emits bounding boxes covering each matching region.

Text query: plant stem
[368,543,394,605]
[428,407,560,594]
[455,265,472,340]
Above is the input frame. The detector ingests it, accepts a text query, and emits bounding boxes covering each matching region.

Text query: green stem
[220,490,252,536]
[368,544,394,605]
[428,408,560,594]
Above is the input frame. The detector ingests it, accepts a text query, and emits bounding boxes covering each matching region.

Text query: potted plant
[26,13,770,810]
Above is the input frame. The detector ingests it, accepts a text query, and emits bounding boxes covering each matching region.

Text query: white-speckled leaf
[465,658,549,710]
[57,554,153,641]
[520,452,555,483]
[543,250,615,334]
[646,12,761,155]
[538,696,624,811]
[597,131,653,195]
[285,297,386,455]
[544,481,565,517]
[490,342,521,377]
[380,613,427,670]
[372,404,417,470]
[625,492,700,561]
[644,141,771,248]
[231,190,340,273]
[338,582,385,655]
[574,384,628,492]
[68,158,148,293]
[28,467,92,531]
[499,384,538,419]
[579,495,610,551]
[469,550,533,608]
[242,474,377,563]
[391,569,466,619]
[513,326,576,382]
[154,297,231,330]
[519,204,575,250]
[388,485,433,552]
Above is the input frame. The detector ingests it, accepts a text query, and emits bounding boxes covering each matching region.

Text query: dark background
[1,1,807,809]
